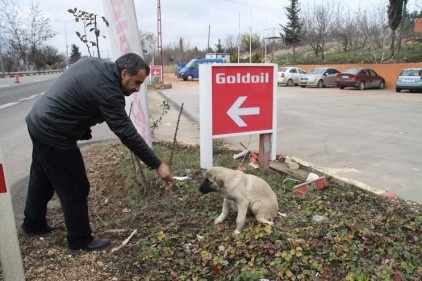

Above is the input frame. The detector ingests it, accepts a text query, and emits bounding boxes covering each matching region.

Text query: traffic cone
[14,74,20,84]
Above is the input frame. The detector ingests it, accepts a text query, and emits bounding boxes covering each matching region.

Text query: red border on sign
[211,65,273,136]
[0,164,7,193]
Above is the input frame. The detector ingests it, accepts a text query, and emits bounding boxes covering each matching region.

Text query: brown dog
[199,166,279,235]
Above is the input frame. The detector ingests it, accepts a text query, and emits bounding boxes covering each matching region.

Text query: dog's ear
[214,174,225,188]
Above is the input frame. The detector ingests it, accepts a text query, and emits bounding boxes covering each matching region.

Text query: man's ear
[121,68,128,79]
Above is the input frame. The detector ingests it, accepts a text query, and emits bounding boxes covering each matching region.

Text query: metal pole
[0,21,4,73]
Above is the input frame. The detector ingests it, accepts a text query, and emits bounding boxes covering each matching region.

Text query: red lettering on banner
[0,164,7,193]
[111,0,130,54]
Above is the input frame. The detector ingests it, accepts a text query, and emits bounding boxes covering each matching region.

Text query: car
[277,67,306,86]
[299,67,340,88]
[395,68,422,93]
[175,63,186,77]
[336,68,385,90]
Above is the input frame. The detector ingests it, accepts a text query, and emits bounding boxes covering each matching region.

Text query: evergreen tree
[214,39,225,53]
[69,44,81,64]
[387,0,405,56]
[280,0,303,58]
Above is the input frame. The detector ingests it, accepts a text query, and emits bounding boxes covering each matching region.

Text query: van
[178,58,224,81]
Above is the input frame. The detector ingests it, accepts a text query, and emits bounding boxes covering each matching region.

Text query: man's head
[116,53,150,96]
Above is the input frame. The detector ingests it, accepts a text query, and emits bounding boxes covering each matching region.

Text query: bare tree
[302,1,339,60]
[28,2,56,66]
[0,0,55,71]
[41,45,62,68]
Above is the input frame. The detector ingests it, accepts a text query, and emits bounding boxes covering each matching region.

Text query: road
[158,78,422,204]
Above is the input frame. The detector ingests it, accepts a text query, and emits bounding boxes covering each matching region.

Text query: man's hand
[156,163,173,182]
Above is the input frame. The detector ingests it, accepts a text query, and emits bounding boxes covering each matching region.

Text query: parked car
[336,68,385,90]
[395,68,422,93]
[277,67,306,86]
[175,63,186,76]
[299,67,340,88]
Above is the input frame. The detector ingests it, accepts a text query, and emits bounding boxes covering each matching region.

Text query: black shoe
[78,237,111,252]
[21,224,56,235]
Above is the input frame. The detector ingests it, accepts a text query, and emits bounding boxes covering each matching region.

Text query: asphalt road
[158,81,422,204]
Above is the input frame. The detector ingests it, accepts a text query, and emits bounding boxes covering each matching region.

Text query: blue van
[178,58,224,81]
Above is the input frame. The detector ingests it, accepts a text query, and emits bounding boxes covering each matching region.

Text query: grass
[101,141,421,281]
[276,41,422,65]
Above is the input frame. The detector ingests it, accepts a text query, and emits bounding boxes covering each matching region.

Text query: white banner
[102,0,152,146]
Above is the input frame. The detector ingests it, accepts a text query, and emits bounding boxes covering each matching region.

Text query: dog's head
[198,168,225,194]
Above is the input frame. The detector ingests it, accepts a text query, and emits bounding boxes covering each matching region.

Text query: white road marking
[0,92,44,110]
[0,102,20,109]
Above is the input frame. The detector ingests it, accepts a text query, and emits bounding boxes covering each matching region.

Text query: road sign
[150,65,162,77]
[200,63,278,169]
[211,65,274,136]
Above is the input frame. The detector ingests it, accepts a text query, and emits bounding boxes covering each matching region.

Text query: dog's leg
[255,217,274,226]
[234,199,249,235]
[214,199,231,224]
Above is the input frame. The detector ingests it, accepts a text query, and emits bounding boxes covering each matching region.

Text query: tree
[41,45,61,68]
[387,0,405,56]
[301,1,339,60]
[27,1,56,66]
[214,39,224,53]
[68,7,109,58]
[69,44,81,64]
[0,0,55,70]
[280,0,303,58]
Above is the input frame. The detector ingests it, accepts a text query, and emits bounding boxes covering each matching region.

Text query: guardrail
[0,69,63,78]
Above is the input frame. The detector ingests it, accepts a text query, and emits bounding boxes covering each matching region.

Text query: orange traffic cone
[14,74,20,84]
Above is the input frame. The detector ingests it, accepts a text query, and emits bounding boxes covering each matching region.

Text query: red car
[336,68,385,90]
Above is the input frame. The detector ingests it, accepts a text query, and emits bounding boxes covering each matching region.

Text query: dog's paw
[267,221,274,226]
[234,230,241,236]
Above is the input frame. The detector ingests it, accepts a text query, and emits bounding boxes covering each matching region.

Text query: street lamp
[55,19,72,68]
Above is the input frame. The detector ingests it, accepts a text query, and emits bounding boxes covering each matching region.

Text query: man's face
[121,68,148,96]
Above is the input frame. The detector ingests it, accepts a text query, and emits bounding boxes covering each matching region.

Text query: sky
[10,0,422,59]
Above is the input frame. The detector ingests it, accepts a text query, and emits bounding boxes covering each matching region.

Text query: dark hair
[116,53,150,76]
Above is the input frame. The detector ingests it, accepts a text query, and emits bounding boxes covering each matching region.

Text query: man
[22,53,172,251]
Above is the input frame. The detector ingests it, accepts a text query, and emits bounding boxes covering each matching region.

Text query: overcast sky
[11,0,422,59]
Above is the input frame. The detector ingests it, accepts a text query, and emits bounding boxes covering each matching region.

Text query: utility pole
[0,21,4,73]
[207,25,211,52]
[157,0,163,83]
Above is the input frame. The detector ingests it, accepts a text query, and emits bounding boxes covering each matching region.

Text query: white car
[299,67,340,88]
[277,67,306,86]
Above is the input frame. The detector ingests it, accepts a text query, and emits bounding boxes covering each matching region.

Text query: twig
[169,103,184,169]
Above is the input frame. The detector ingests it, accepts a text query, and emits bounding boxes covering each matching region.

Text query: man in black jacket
[22,53,172,251]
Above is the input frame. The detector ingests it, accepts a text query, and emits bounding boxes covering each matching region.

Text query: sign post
[200,63,278,169]
[0,146,25,280]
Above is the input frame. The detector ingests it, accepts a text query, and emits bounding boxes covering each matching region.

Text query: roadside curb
[270,157,400,201]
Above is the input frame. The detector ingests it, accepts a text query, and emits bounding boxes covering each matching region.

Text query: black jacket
[26,57,161,170]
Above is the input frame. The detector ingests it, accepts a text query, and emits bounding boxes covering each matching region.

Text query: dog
[199,166,279,235]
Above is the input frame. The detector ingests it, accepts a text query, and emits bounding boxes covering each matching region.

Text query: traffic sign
[150,65,162,77]
[211,65,274,136]
[199,63,278,169]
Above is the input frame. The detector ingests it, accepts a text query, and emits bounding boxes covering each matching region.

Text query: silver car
[277,67,306,87]
[299,67,340,88]
[396,68,422,93]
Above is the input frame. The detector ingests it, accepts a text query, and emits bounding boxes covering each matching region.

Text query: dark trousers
[22,132,93,249]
